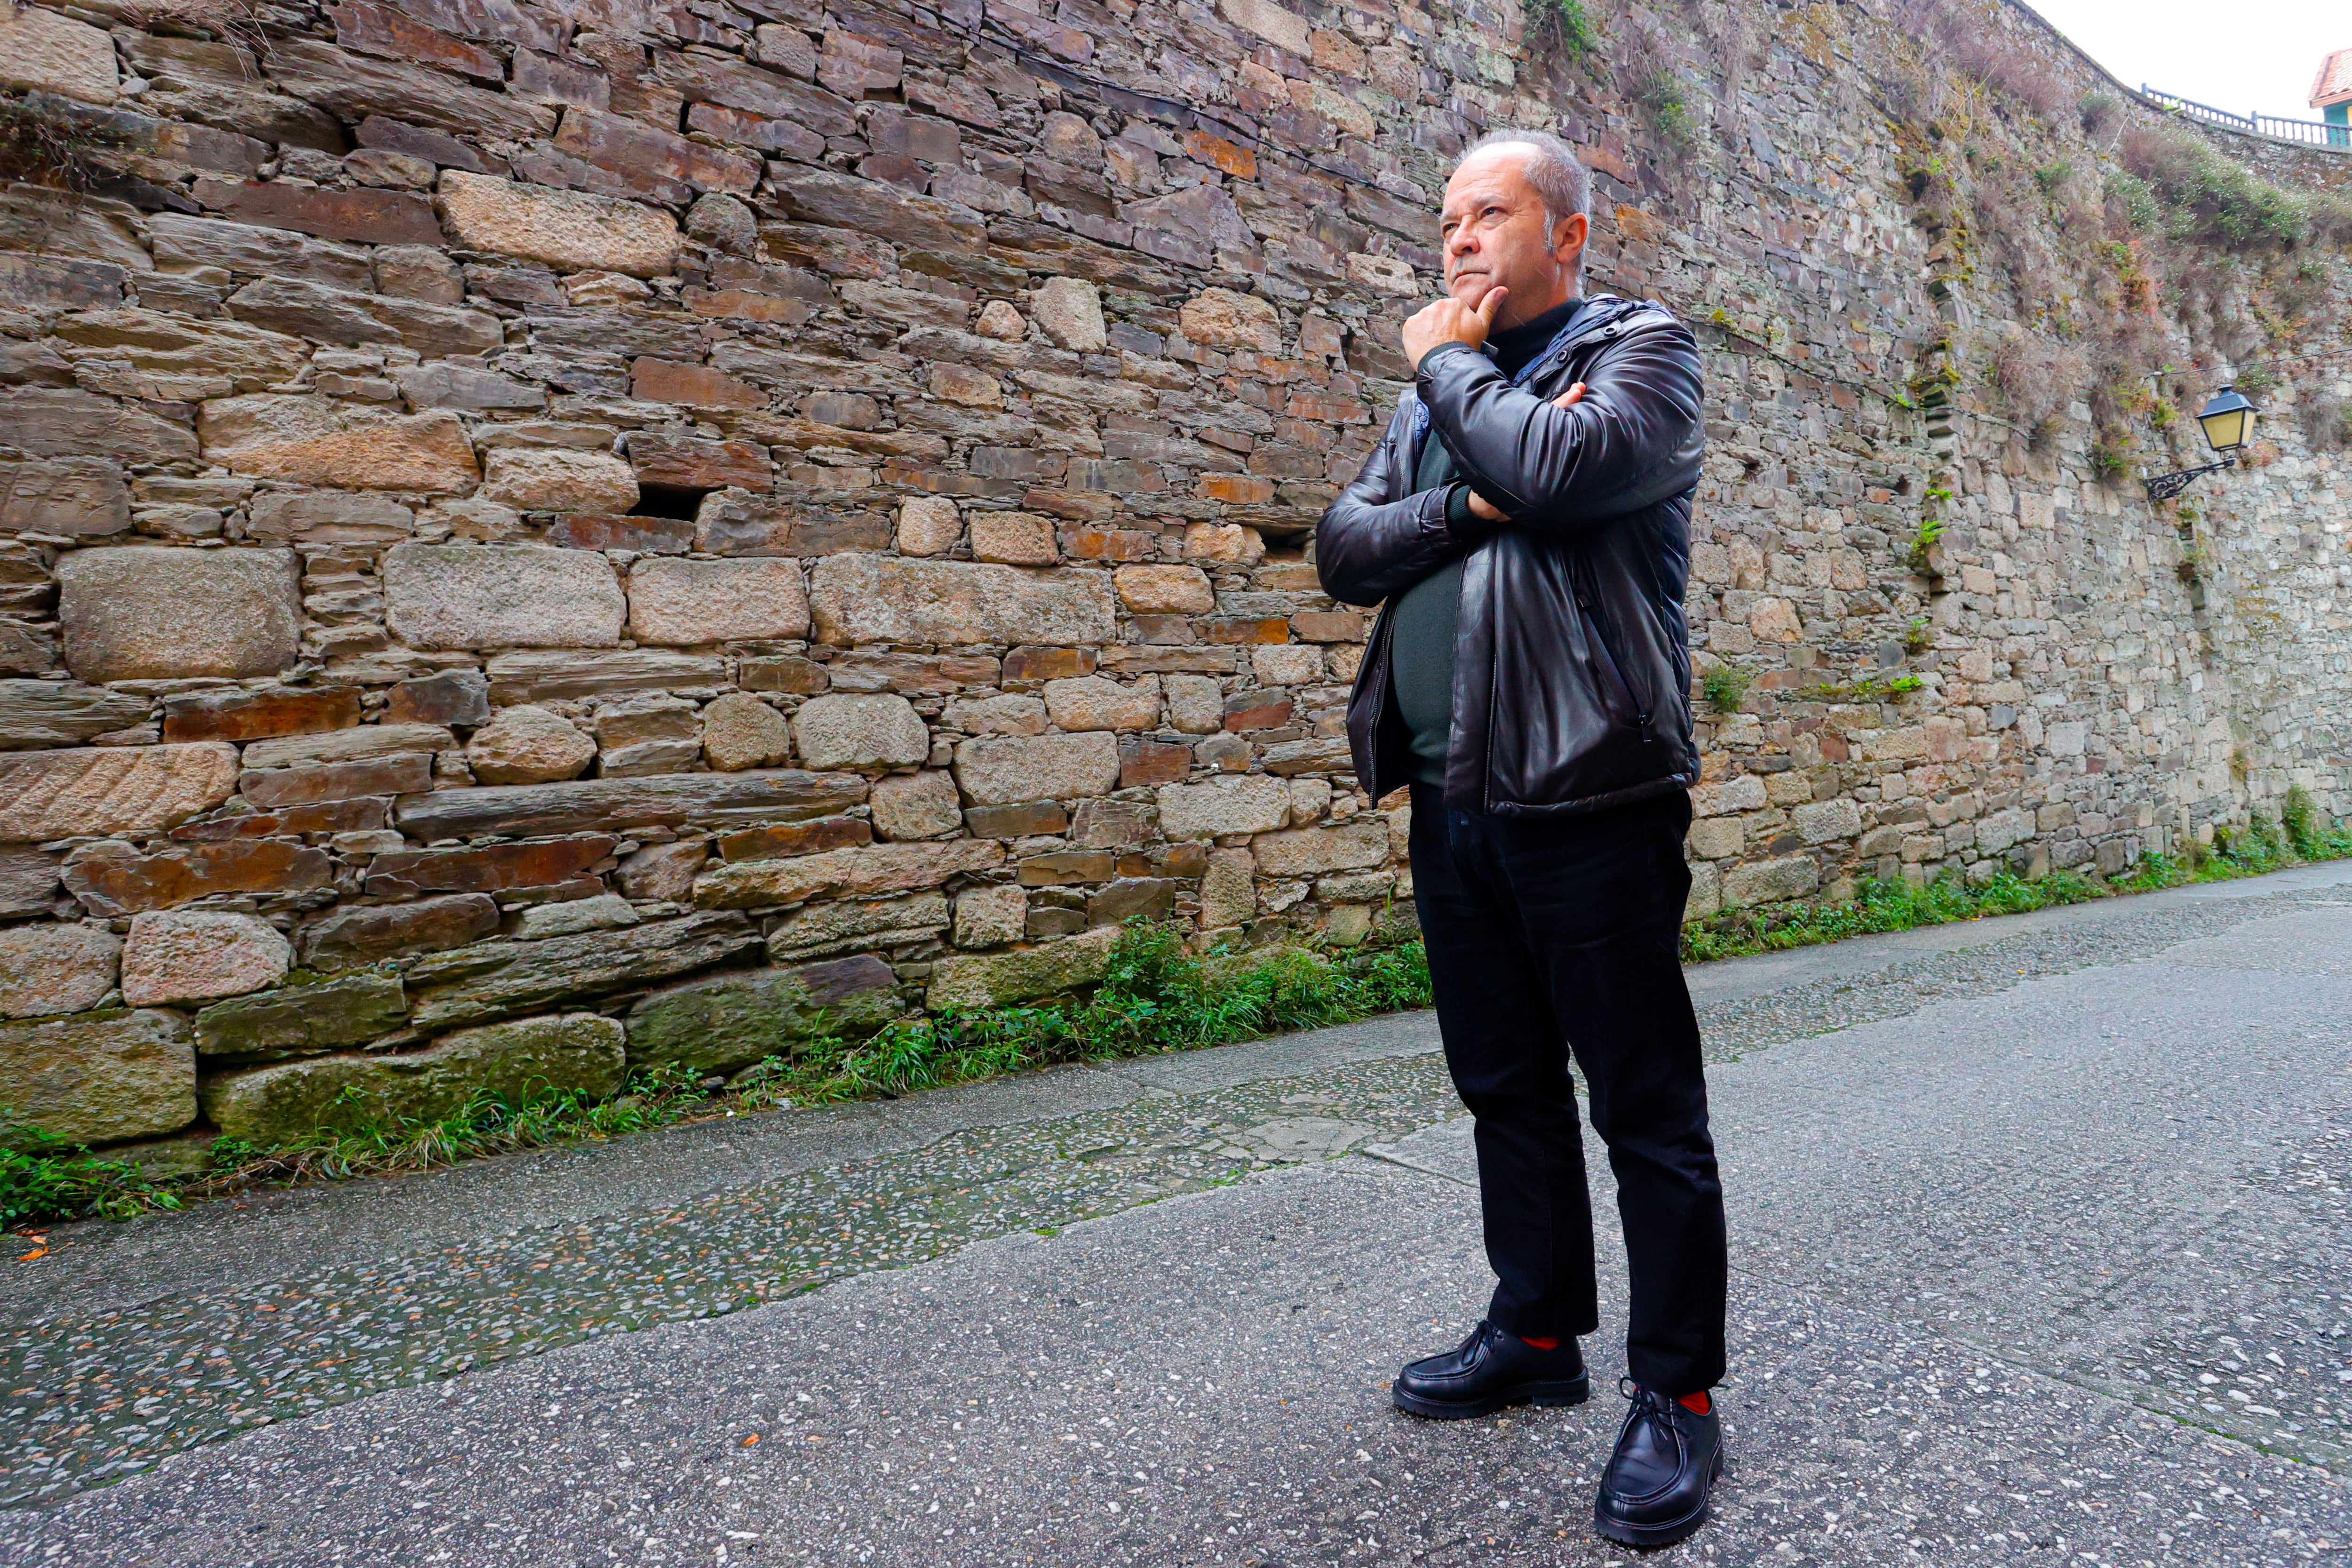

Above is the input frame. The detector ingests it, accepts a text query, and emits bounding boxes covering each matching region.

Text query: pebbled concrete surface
[0,864,2348,1562]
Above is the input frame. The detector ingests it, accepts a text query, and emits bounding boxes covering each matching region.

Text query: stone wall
[0,0,2343,1156]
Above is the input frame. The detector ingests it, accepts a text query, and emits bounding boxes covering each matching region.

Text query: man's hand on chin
[1403,284,1507,367]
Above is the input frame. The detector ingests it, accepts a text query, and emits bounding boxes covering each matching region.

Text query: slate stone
[402,911,762,1031]
[764,891,950,961]
[62,838,334,915]
[240,754,435,809]
[484,650,727,705]
[0,681,149,749]
[694,840,1003,910]
[395,769,866,840]
[202,1013,625,1144]
[363,836,616,898]
[299,893,502,971]
[193,971,409,1061]
[625,955,899,1074]
[171,797,389,841]
[0,456,131,537]
[161,685,361,744]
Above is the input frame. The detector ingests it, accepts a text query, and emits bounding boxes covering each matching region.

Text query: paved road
[1,864,2348,1565]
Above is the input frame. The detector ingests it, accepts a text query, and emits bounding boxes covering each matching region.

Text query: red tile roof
[2314,48,2352,110]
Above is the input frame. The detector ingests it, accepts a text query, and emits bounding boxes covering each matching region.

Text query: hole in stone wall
[630,485,706,521]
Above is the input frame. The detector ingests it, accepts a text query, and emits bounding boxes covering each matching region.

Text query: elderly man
[1316,129,1724,1546]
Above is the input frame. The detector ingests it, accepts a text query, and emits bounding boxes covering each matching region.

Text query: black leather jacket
[1317,294,1705,816]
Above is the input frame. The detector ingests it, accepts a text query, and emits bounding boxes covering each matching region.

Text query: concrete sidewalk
[1,863,2348,1563]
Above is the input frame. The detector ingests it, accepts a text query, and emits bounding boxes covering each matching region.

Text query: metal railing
[2140,87,2351,151]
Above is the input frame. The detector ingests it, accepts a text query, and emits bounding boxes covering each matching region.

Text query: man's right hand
[1462,382,1587,523]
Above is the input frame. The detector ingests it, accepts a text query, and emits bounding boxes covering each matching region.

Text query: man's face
[1439,145,1581,328]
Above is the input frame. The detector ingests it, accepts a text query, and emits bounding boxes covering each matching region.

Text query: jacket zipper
[1575,568,1652,735]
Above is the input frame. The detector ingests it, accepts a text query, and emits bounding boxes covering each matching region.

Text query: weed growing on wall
[1526,0,1601,68]
[1700,664,1753,714]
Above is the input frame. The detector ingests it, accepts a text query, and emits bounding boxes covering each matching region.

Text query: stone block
[701,692,794,772]
[1691,775,1766,816]
[0,849,58,916]
[193,972,408,1062]
[1249,821,1387,877]
[1044,675,1160,732]
[198,396,478,492]
[1020,851,1112,886]
[466,705,596,785]
[961,800,1066,839]
[809,556,1115,647]
[1157,774,1291,839]
[792,694,929,772]
[299,892,501,971]
[927,924,1118,1009]
[968,511,1058,565]
[479,448,640,512]
[1197,851,1255,928]
[870,771,963,841]
[765,891,947,961]
[628,557,809,646]
[952,732,1121,805]
[56,546,300,684]
[1031,276,1105,351]
[1114,565,1215,613]
[945,693,1047,736]
[953,885,1025,948]
[617,840,708,902]
[1721,854,1820,908]
[383,543,626,651]
[1791,797,1864,844]
[395,768,865,839]
[0,4,118,103]
[0,742,238,842]
[61,838,333,915]
[173,798,386,841]
[1087,878,1176,925]
[896,495,961,556]
[694,839,1002,909]
[0,456,130,538]
[204,1013,626,1143]
[0,680,148,749]
[1179,287,1281,351]
[121,910,291,1007]
[0,923,119,1019]
[364,836,614,898]
[627,955,898,1074]
[1162,674,1224,734]
[0,1010,193,1147]
[162,685,360,744]
[386,670,492,728]
[630,357,765,408]
[437,170,681,276]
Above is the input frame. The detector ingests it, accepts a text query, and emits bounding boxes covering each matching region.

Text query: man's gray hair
[1459,128,1592,243]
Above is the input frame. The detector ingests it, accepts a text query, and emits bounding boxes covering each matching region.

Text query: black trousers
[1407,784,1727,1395]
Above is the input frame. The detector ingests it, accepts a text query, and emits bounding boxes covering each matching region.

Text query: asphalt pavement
[0,861,2347,1565]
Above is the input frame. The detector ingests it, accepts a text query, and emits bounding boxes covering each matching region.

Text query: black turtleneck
[1390,295,1583,787]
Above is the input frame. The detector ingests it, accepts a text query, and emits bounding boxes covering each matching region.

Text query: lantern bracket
[2141,454,2236,503]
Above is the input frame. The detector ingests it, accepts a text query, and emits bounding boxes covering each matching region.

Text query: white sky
[2020,0,2346,124]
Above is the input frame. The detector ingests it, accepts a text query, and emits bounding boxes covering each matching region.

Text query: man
[1315,129,1725,1548]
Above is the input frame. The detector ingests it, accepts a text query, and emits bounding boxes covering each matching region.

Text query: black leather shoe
[1594,1380,1724,1546]
[1392,1321,1589,1419]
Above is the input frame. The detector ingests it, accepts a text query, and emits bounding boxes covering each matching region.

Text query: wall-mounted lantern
[2144,385,2259,501]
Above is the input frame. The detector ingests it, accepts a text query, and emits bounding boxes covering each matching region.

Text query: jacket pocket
[1573,567,1651,732]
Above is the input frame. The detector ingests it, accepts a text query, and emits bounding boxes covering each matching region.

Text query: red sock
[1677,1390,1711,1415]
[1518,1336,1560,1350]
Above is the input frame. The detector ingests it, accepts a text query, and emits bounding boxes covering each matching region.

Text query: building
[2315,48,2352,145]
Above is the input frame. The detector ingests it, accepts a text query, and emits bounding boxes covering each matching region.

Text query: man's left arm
[1416,319,1704,531]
